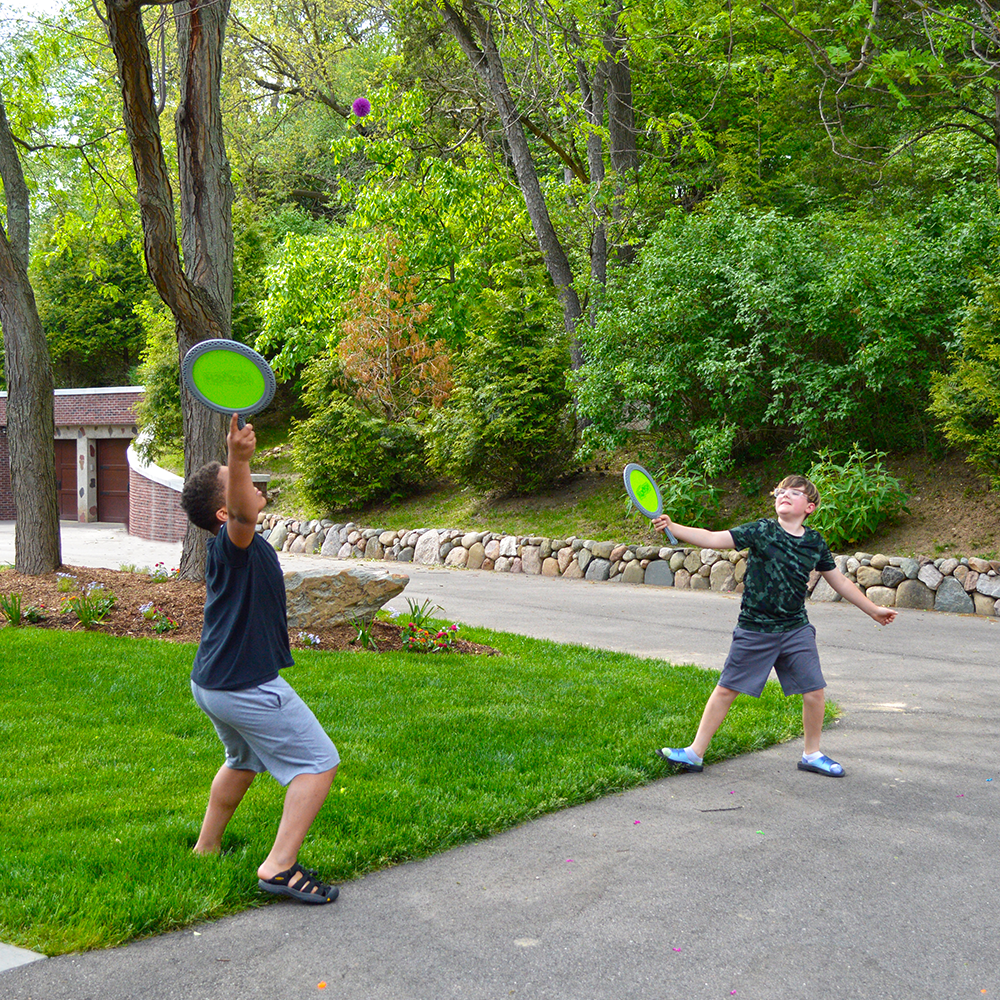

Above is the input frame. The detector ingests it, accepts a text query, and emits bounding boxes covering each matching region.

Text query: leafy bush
[805,447,910,552]
[426,285,576,494]
[652,469,725,528]
[292,357,425,511]
[576,189,999,469]
[928,268,1000,487]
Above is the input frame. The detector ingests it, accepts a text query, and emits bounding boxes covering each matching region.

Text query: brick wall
[0,433,14,519]
[0,387,142,427]
[127,447,188,544]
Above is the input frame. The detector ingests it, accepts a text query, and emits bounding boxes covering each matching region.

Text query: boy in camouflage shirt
[653,474,896,777]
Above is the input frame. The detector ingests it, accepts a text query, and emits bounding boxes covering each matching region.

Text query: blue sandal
[797,754,844,777]
[655,747,704,772]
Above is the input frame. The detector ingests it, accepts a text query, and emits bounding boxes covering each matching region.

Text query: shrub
[928,268,1000,487]
[576,189,998,468]
[652,468,725,527]
[292,358,425,511]
[805,446,910,552]
[426,285,575,494]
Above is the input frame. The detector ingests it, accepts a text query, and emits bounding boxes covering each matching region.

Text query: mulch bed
[0,565,499,655]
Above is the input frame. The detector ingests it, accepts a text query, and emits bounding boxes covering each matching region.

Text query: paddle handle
[661,523,679,546]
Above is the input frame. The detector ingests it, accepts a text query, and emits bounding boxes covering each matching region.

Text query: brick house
[0,386,187,543]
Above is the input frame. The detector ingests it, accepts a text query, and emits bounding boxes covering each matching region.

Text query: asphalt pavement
[1,522,997,999]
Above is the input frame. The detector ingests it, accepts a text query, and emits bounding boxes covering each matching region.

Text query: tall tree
[103,0,234,579]
[437,0,585,365]
[0,89,61,574]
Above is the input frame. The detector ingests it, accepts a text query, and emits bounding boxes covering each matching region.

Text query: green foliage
[32,217,150,387]
[653,469,725,527]
[576,190,999,470]
[403,597,443,628]
[291,356,425,511]
[258,84,534,377]
[805,446,910,552]
[61,584,116,630]
[929,268,1000,487]
[426,284,576,494]
[0,593,23,626]
[132,303,181,463]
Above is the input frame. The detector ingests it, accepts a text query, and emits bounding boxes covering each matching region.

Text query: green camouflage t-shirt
[728,519,836,633]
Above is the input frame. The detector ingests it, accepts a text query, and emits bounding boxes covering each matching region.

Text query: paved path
[1,523,997,998]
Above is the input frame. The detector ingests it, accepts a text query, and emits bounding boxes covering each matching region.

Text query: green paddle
[623,463,679,544]
[181,340,276,428]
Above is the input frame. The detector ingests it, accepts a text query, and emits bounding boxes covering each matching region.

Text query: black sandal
[258,863,339,904]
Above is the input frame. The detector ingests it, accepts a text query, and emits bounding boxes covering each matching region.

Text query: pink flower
[352,97,371,117]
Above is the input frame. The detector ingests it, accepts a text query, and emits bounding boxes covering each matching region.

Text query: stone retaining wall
[257,514,1000,618]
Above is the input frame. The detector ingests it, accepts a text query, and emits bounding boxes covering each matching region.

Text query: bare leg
[690,685,741,758]
[801,689,826,755]
[194,765,257,855]
[257,766,337,883]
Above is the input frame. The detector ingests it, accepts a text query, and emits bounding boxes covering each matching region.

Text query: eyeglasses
[772,488,809,499]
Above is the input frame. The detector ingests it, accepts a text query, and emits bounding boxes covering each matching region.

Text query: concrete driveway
[1,523,997,999]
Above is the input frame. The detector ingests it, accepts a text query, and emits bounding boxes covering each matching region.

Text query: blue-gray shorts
[191,676,340,787]
[719,624,826,698]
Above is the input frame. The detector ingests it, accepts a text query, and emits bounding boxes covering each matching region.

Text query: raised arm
[652,514,734,551]
[225,412,260,550]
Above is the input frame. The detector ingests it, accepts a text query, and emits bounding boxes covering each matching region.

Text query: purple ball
[352,97,371,118]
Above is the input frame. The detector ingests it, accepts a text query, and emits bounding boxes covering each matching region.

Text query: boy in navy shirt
[181,413,340,903]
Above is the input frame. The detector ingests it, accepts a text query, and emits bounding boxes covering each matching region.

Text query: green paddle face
[190,350,266,411]
[181,340,276,425]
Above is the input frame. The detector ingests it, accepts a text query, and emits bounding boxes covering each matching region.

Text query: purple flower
[352,97,371,117]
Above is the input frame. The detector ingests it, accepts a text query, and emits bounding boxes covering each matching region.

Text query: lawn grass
[0,626,832,956]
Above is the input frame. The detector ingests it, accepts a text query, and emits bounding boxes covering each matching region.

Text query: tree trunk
[0,91,61,574]
[175,0,234,578]
[440,0,585,368]
[105,0,234,580]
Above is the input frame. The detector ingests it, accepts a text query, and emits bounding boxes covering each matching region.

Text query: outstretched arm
[652,514,734,551]
[225,413,259,550]
[819,568,897,625]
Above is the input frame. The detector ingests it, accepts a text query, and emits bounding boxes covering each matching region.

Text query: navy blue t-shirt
[190,529,294,691]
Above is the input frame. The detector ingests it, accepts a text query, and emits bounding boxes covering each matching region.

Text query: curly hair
[180,461,224,533]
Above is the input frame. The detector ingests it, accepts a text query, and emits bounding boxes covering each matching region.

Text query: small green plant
[139,602,179,634]
[56,572,78,593]
[806,446,910,552]
[62,584,116,629]
[404,597,443,628]
[0,592,23,626]
[349,615,379,652]
[297,631,321,648]
[119,563,138,574]
[402,621,459,652]
[148,562,178,583]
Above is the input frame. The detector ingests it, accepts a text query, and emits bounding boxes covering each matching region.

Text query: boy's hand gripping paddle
[623,463,679,544]
[181,339,276,428]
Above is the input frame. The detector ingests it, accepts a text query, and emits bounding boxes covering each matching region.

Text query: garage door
[97,438,130,525]
[55,439,78,520]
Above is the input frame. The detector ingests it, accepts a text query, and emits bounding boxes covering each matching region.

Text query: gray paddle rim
[181,339,276,421]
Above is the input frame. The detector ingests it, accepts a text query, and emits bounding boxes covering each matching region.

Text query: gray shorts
[719,624,826,698]
[191,676,340,787]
